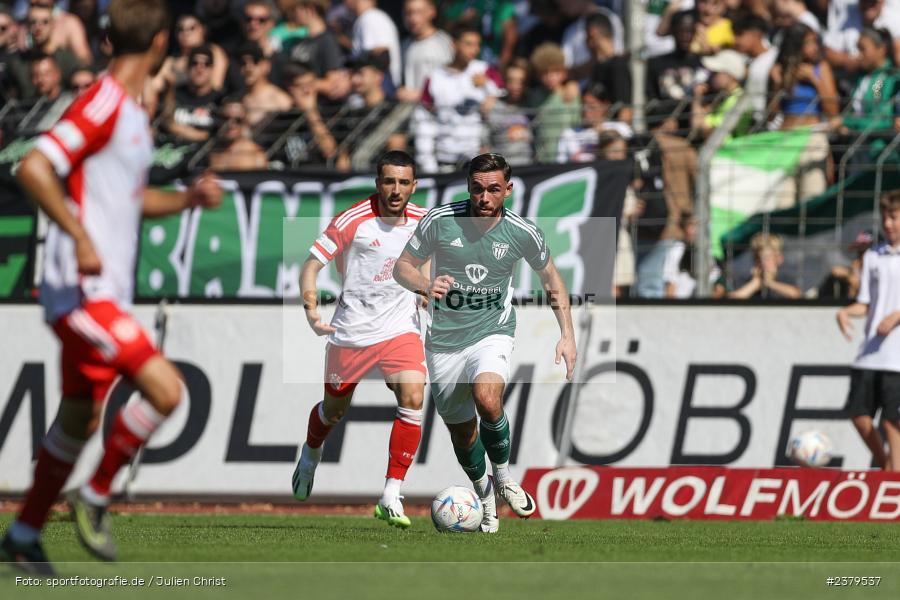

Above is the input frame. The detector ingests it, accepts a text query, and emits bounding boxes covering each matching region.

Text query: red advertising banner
[521,467,900,522]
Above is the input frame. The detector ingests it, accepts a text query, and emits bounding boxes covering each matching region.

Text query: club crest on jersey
[492,242,510,260]
[465,264,488,284]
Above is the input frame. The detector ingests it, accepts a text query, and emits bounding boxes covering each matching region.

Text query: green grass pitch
[1,513,899,600]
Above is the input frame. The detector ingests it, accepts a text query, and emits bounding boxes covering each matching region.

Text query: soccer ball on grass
[431,485,483,532]
[787,430,833,467]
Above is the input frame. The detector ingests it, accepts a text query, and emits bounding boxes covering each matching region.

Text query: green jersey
[405,201,550,352]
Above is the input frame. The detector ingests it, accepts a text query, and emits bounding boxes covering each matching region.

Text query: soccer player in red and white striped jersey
[292,151,428,529]
[0,0,222,573]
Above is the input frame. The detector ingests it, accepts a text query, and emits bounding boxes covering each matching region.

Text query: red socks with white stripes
[82,399,166,505]
[12,422,86,542]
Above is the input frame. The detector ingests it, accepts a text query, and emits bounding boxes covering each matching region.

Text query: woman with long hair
[767,23,838,207]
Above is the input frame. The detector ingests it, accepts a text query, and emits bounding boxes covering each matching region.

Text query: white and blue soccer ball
[430,485,483,533]
[788,430,833,467]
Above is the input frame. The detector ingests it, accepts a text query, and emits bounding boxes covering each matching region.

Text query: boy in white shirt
[837,190,900,470]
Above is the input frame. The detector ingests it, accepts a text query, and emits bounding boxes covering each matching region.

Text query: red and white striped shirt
[35,75,153,322]
[310,195,427,347]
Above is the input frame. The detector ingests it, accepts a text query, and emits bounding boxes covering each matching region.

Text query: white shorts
[427,334,515,425]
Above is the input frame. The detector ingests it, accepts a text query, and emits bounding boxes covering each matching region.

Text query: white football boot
[497,478,536,518]
[292,443,321,501]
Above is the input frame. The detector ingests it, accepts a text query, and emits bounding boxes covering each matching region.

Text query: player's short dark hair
[451,23,480,41]
[732,13,769,36]
[377,151,416,180]
[585,12,613,39]
[468,153,512,182]
[880,190,900,213]
[107,0,170,57]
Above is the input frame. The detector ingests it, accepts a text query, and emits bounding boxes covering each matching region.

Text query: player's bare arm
[300,256,337,336]
[143,170,223,217]
[837,302,868,341]
[537,256,577,380]
[17,149,101,275]
[394,249,454,300]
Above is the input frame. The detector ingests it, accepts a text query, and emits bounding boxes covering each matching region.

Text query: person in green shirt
[393,153,577,533]
[440,0,517,67]
[840,27,899,134]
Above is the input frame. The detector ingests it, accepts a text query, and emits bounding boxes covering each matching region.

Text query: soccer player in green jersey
[393,153,577,532]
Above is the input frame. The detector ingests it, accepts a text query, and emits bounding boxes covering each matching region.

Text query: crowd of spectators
[1,0,900,300]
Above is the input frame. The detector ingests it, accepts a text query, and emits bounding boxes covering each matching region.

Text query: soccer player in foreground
[393,153,577,532]
[0,0,222,573]
[292,151,428,528]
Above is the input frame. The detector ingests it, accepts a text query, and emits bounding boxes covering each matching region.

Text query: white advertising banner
[0,304,877,499]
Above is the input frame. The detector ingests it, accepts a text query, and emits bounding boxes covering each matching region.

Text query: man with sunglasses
[162,45,224,142]
[21,0,92,65]
[6,3,81,99]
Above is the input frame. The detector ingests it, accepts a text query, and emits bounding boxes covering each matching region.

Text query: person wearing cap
[691,48,752,139]
[162,45,225,142]
[238,41,292,126]
[332,51,403,170]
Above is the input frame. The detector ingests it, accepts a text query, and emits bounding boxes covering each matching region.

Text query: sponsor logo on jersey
[450,237,464,248]
[465,264,488,284]
[492,242,510,260]
[373,257,396,283]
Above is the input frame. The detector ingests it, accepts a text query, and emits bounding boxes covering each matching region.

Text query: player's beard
[380,195,408,217]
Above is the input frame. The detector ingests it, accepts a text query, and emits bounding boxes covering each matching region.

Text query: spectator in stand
[770,24,840,127]
[413,25,502,172]
[825,0,900,75]
[21,0,92,65]
[68,0,106,66]
[584,11,632,123]
[819,230,872,299]
[773,0,822,32]
[485,58,533,166]
[29,53,63,100]
[242,0,280,58]
[557,81,633,163]
[238,41,293,126]
[646,9,703,130]
[768,23,838,206]
[559,0,624,71]
[271,0,309,54]
[152,14,228,99]
[397,0,453,103]
[0,6,19,97]
[209,98,269,170]
[662,210,724,298]
[595,130,640,297]
[7,3,81,98]
[282,0,345,95]
[526,42,581,163]
[439,0,518,68]
[658,0,733,55]
[198,0,244,57]
[691,49,753,140]
[347,0,402,87]
[161,45,225,143]
[68,65,95,95]
[733,12,778,125]
[837,28,899,135]
[644,0,694,59]
[729,233,802,299]
[283,61,338,164]
[517,0,567,59]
